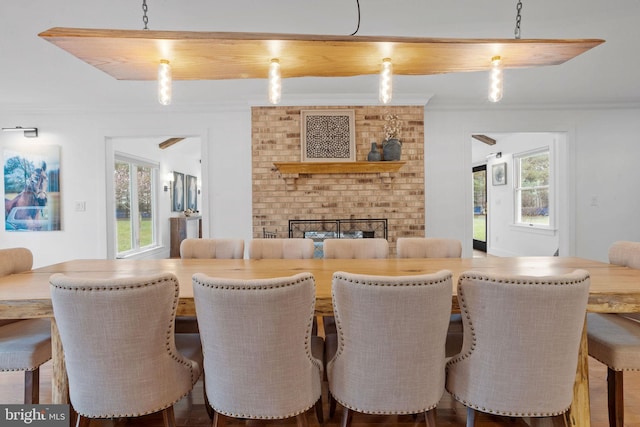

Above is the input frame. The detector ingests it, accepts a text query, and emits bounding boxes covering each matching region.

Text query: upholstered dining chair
[446,270,591,427]
[323,238,390,417]
[396,237,462,258]
[180,237,245,259]
[0,247,51,404]
[397,237,463,357]
[587,240,640,427]
[327,270,452,427]
[323,238,389,259]
[248,238,315,259]
[178,237,245,333]
[49,272,203,427]
[192,272,324,426]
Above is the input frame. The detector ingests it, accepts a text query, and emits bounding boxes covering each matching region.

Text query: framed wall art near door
[186,174,197,211]
[172,171,185,211]
[300,109,356,162]
[492,162,507,186]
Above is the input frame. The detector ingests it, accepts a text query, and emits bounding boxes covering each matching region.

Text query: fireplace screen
[289,218,388,258]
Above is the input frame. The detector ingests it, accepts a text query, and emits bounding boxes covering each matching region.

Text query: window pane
[520,188,549,225]
[137,165,153,247]
[114,161,132,252]
[473,169,486,242]
[519,153,549,187]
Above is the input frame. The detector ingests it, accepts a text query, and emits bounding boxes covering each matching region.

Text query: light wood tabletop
[1,256,640,427]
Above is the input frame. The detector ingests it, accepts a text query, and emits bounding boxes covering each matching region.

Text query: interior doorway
[472,165,487,252]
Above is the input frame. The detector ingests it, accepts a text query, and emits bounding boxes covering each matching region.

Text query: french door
[473,165,487,252]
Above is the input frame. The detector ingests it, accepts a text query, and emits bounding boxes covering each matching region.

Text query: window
[114,154,159,257]
[514,148,552,228]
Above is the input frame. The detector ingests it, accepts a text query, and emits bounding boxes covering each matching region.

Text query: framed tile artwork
[300,109,356,162]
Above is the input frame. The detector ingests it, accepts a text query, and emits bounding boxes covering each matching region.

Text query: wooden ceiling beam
[159,137,185,149]
[472,134,497,145]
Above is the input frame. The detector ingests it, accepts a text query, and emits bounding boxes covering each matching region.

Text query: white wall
[0,108,253,268]
[2,105,639,266]
[425,106,640,261]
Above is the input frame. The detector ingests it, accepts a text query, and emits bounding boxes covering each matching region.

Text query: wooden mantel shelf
[273,161,405,175]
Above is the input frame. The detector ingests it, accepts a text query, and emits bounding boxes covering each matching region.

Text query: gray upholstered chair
[323,238,389,259]
[178,237,245,333]
[323,238,390,417]
[587,240,640,427]
[248,238,315,259]
[49,272,203,427]
[446,270,591,427]
[0,247,51,404]
[397,237,463,357]
[180,237,245,259]
[396,237,462,258]
[327,270,452,427]
[192,272,324,426]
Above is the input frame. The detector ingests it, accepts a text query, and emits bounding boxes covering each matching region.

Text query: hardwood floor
[2,358,640,426]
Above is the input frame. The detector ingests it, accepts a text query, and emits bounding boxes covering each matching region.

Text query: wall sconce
[164,172,173,192]
[2,126,38,138]
[486,151,502,159]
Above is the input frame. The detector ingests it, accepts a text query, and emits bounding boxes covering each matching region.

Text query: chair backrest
[608,241,640,321]
[0,247,33,277]
[0,248,33,327]
[323,238,389,259]
[49,273,201,418]
[180,238,244,259]
[396,237,462,258]
[446,269,590,417]
[248,238,314,259]
[328,270,453,413]
[609,241,640,269]
[192,272,322,418]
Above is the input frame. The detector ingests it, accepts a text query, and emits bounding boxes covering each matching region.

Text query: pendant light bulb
[268,59,282,105]
[158,59,172,106]
[489,56,503,103]
[379,58,393,105]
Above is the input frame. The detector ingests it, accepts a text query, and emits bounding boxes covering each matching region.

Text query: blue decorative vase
[383,138,402,161]
[367,142,381,161]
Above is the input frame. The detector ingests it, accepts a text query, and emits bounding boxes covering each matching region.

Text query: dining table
[2,256,640,427]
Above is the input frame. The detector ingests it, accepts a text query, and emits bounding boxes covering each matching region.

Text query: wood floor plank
[2,358,639,426]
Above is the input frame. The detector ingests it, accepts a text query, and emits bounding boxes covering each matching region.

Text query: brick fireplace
[251,105,425,255]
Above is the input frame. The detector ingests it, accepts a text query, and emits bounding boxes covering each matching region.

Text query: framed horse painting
[3,145,61,231]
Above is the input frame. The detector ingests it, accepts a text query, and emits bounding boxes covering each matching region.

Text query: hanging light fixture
[268,58,281,105]
[379,58,393,104]
[488,56,503,103]
[158,59,172,106]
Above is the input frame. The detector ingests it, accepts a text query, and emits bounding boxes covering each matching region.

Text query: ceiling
[1,0,639,111]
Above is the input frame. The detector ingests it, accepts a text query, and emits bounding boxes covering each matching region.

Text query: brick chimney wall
[251,105,425,255]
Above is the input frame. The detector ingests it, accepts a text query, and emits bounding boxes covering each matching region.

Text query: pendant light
[158,59,172,106]
[488,56,503,103]
[268,58,281,105]
[379,58,393,104]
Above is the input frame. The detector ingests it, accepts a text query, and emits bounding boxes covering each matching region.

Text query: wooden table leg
[568,318,591,427]
[51,318,70,404]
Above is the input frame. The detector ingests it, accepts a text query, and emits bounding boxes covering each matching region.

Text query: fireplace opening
[289,219,388,258]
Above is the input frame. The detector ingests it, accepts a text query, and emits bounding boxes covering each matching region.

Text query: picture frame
[3,145,61,231]
[172,172,185,211]
[186,174,198,211]
[492,162,507,186]
[300,109,356,162]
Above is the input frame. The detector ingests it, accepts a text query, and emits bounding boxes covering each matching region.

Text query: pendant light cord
[350,0,361,35]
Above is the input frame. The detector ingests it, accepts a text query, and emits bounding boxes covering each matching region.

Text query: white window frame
[114,152,160,258]
[513,147,554,231]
